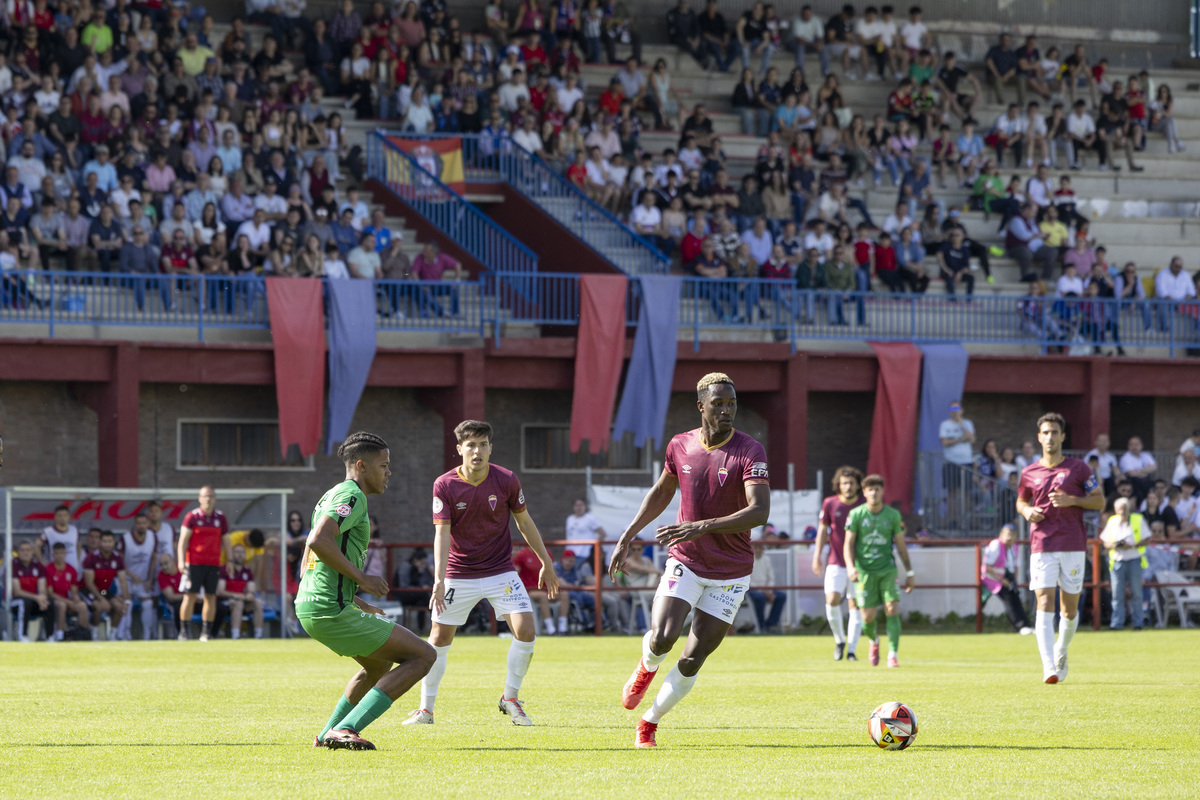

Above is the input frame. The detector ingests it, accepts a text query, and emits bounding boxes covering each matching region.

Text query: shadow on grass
[456,743,1157,753]
[26,743,284,748]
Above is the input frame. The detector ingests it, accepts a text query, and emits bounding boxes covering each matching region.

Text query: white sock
[420,643,451,712]
[557,616,568,634]
[255,628,263,639]
[1056,613,1079,654]
[847,607,863,654]
[826,604,846,645]
[231,629,241,640]
[543,618,556,635]
[642,665,698,724]
[504,638,536,699]
[641,630,668,671]
[1035,610,1056,672]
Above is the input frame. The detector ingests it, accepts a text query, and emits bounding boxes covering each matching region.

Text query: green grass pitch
[3,630,1197,799]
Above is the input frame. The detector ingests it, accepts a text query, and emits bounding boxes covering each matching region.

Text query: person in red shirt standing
[177,485,230,642]
[608,373,771,748]
[11,540,50,641]
[1016,412,1105,684]
[83,531,130,641]
[512,543,569,636]
[401,419,560,727]
[812,465,866,661]
[45,542,90,642]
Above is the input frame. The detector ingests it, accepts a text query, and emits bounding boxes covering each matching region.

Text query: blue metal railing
[5,271,1200,355]
[389,132,670,276]
[366,132,538,274]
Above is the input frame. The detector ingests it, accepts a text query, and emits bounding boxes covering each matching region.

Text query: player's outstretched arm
[656,483,771,548]
[894,527,914,593]
[513,509,559,599]
[608,471,680,581]
[307,515,387,598]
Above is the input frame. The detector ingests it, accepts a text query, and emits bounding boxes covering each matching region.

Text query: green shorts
[854,569,901,607]
[299,604,395,658]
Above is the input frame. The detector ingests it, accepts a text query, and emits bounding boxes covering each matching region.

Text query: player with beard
[1016,412,1104,684]
[813,465,866,661]
[608,373,771,748]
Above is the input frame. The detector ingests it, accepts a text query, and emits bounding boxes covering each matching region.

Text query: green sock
[336,687,394,734]
[862,618,877,642]
[886,614,902,654]
[320,696,356,740]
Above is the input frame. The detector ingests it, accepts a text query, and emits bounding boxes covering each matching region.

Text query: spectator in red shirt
[45,542,89,642]
[513,543,570,636]
[83,530,130,641]
[520,32,549,69]
[177,485,229,641]
[412,241,464,318]
[598,78,625,117]
[566,150,588,188]
[11,540,49,641]
[156,554,185,638]
[215,544,264,640]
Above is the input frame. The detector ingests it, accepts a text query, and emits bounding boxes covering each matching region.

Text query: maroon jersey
[432,464,526,579]
[512,547,542,589]
[45,562,79,597]
[1018,457,1099,553]
[83,551,125,592]
[12,559,44,594]
[181,509,229,566]
[664,428,770,580]
[222,565,254,595]
[158,570,182,594]
[819,494,866,568]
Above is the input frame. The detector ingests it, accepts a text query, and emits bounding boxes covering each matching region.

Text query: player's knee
[676,652,705,676]
[414,641,437,673]
[648,629,677,655]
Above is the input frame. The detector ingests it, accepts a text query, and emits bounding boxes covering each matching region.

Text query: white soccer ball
[868,701,918,750]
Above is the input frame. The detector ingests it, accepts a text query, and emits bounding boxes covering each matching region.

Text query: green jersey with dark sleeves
[295,481,369,619]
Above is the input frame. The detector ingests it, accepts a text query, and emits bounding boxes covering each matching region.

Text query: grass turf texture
[3,631,1197,799]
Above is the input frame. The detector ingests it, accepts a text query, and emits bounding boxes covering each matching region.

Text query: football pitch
[4,631,1197,799]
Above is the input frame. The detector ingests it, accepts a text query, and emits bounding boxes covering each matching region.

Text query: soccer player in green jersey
[843,474,914,669]
[297,431,435,751]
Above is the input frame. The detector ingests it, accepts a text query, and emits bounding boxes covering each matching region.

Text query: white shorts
[828,43,863,59]
[1029,551,1086,594]
[824,565,849,597]
[431,570,533,627]
[654,558,751,624]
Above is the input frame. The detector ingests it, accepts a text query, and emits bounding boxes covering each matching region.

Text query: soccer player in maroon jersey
[83,530,130,641]
[812,465,866,661]
[1016,412,1105,684]
[402,420,560,727]
[608,373,771,748]
[177,486,229,641]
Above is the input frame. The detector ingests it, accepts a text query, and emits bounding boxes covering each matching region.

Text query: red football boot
[635,719,658,748]
[622,660,658,710]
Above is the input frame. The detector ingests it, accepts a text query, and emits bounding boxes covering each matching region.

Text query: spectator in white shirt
[512,114,544,156]
[1022,103,1049,168]
[1085,432,1124,496]
[802,219,834,261]
[791,5,828,74]
[498,69,531,113]
[1025,163,1052,217]
[1055,262,1084,297]
[555,73,584,114]
[1065,99,1105,169]
[236,208,273,260]
[882,201,914,236]
[631,190,671,254]
[740,217,773,267]
[1153,256,1198,331]
[1173,449,1200,487]
[1119,436,1157,501]
[402,87,435,133]
[584,147,618,212]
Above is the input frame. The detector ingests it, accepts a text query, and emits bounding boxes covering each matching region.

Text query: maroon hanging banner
[866,342,923,513]
[266,278,326,458]
[569,274,628,453]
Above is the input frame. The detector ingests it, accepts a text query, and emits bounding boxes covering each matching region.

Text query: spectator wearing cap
[302,205,334,250]
[981,523,1033,634]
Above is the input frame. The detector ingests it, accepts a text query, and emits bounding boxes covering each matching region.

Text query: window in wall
[520,424,649,473]
[178,420,312,470]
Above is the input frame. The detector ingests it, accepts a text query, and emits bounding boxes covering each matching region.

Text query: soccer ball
[868,702,918,750]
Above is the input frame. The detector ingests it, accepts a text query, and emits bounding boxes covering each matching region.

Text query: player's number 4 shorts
[431,571,533,627]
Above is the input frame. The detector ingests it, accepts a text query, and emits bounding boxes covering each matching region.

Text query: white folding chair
[1155,570,1200,628]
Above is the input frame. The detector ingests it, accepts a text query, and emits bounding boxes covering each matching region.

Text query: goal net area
[2,486,293,639]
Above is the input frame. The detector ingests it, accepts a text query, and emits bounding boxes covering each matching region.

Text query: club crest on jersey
[432,497,444,514]
[336,504,352,517]
[488,494,498,511]
[667,579,677,590]
[717,467,729,486]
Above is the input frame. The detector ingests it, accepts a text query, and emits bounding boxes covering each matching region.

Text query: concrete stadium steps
[520,194,653,272]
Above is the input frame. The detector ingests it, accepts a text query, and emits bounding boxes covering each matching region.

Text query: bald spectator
[1154,256,1198,332]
